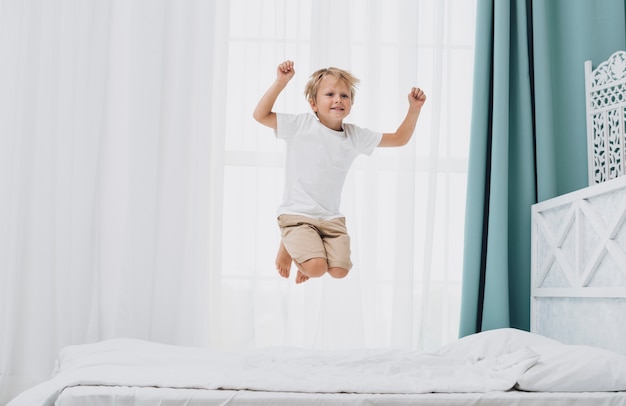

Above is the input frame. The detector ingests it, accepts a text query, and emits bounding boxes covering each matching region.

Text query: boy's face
[309,76,352,131]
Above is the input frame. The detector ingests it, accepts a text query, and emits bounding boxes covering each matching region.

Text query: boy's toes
[276,264,290,278]
[295,270,309,284]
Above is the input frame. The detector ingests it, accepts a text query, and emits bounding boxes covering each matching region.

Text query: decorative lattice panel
[586,51,626,185]
[531,178,626,355]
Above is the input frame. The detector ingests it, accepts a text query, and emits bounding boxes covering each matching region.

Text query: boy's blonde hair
[304,67,360,103]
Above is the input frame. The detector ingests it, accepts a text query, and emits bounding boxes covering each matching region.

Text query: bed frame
[530,51,626,355]
[531,175,626,355]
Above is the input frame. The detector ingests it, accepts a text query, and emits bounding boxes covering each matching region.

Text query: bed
[8,53,626,406]
[8,179,626,405]
[6,326,626,406]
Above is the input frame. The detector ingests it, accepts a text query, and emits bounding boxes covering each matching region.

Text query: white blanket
[8,338,540,406]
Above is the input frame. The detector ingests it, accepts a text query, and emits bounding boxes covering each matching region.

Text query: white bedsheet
[8,338,540,406]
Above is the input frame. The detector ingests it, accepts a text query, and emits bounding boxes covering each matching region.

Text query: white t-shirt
[276,113,383,219]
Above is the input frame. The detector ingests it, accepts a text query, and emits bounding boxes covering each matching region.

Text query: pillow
[517,344,626,392]
[434,328,560,362]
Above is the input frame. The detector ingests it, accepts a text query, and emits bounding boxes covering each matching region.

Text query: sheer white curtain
[0,0,220,402]
[219,0,474,350]
[0,0,474,403]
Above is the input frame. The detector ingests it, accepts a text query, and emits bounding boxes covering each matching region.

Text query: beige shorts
[277,214,353,270]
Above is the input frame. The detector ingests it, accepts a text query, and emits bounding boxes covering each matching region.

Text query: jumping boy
[253,60,426,284]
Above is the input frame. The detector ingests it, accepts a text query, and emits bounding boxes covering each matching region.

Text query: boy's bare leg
[275,241,292,278]
[327,267,349,279]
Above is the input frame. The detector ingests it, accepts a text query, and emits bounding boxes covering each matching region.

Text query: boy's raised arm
[253,60,296,130]
[379,87,427,147]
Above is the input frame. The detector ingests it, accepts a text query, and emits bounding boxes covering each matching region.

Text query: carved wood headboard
[585,51,626,185]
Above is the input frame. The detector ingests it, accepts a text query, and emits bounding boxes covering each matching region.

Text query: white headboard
[585,50,626,185]
[531,175,626,355]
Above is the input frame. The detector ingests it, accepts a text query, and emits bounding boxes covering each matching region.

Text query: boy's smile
[309,76,352,131]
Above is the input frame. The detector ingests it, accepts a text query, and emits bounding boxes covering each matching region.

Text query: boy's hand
[277,60,295,84]
[408,87,426,108]
[252,61,295,129]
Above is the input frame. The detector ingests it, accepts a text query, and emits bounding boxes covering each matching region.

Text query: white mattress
[56,386,626,406]
[9,329,626,405]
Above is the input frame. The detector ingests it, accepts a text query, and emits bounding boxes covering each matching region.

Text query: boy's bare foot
[275,241,292,278]
[295,270,309,284]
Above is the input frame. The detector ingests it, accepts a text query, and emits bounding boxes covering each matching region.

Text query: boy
[253,60,426,284]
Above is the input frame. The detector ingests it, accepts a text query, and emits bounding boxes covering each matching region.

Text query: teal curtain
[459,0,626,337]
